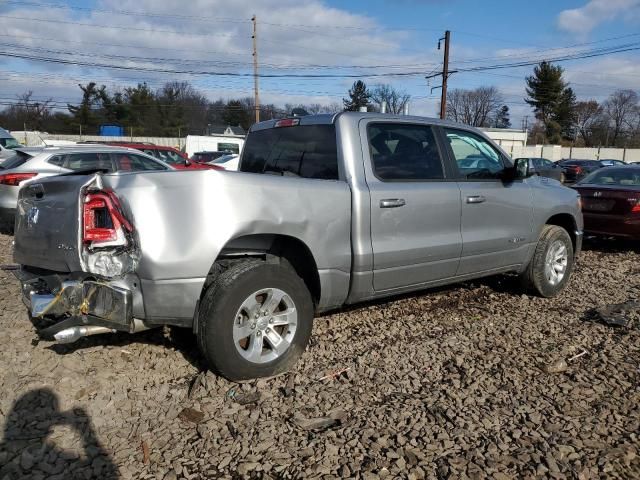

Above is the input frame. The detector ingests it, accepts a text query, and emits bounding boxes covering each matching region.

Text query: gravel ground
[0,232,638,479]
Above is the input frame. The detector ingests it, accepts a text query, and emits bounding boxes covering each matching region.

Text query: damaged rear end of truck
[12,172,148,343]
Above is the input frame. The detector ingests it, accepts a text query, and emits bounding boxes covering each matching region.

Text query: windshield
[0,137,21,149]
[579,168,640,186]
[0,151,34,169]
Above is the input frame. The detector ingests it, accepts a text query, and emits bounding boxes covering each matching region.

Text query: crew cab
[11,113,583,380]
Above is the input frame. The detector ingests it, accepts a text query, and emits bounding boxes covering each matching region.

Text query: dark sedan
[572,166,640,239]
[559,159,602,183]
[515,157,564,181]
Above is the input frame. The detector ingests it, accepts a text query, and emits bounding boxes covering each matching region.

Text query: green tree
[493,105,511,128]
[222,100,252,131]
[67,82,104,132]
[123,83,156,135]
[343,80,371,111]
[525,62,575,143]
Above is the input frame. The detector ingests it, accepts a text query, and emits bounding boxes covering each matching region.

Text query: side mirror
[513,158,533,179]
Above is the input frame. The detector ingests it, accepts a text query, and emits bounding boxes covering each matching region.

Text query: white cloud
[557,0,640,35]
[0,0,439,108]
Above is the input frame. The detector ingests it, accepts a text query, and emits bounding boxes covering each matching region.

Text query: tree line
[1,62,638,147]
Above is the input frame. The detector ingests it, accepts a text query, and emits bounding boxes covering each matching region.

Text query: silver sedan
[0,145,170,231]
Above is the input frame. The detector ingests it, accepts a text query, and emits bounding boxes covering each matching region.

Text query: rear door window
[241,124,339,180]
[1,151,33,169]
[367,123,444,180]
[63,153,114,172]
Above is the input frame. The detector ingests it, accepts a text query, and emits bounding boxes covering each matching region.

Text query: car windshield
[0,151,34,169]
[0,137,21,149]
[579,168,640,186]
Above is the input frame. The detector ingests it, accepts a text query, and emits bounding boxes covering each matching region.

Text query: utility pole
[439,30,450,120]
[425,31,454,120]
[252,15,260,124]
[522,116,529,145]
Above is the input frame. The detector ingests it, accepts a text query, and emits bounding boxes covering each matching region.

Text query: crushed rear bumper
[14,268,138,339]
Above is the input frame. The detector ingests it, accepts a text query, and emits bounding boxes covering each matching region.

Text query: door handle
[466,195,486,204]
[380,198,406,208]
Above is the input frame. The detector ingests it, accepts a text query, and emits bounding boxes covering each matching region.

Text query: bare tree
[370,84,411,114]
[603,89,639,145]
[445,87,503,127]
[574,100,603,147]
[15,91,53,130]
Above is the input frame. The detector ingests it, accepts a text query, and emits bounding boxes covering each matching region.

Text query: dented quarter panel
[99,169,352,320]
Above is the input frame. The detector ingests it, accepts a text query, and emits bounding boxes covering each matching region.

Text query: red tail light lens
[274,118,300,128]
[575,167,582,174]
[83,190,132,245]
[632,202,640,214]
[0,172,37,186]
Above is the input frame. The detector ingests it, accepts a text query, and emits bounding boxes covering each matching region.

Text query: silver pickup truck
[12,113,583,380]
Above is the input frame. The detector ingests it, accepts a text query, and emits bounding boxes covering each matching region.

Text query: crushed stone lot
[0,232,638,480]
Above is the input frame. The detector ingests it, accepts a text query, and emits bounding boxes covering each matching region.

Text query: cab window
[367,123,444,181]
[445,129,508,180]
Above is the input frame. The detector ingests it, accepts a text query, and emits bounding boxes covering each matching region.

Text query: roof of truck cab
[248,111,480,133]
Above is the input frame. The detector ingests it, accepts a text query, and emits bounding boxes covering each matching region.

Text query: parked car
[191,151,227,163]
[514,157,564,182]
[0,127,22,161]
[209,153,240,171]
[572,166,640,239]
[104,142,216,170]
[11,113,582,380]
[0,145,169,229]
[598,159,626,167]
[559,160,603,183]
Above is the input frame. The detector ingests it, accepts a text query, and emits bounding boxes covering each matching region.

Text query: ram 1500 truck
[11,113,583,380]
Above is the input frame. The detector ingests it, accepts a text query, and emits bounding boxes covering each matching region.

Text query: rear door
[442,127,534,275]
[362,121,462,292]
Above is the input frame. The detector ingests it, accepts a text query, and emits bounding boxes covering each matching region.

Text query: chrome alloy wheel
[233,288,298,364]
[544,240,568,286]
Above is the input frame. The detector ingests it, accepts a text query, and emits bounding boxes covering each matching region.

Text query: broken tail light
[83,190,133,247]
[0,172,37,186]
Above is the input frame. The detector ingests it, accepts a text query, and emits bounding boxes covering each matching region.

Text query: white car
[209,154,239,171]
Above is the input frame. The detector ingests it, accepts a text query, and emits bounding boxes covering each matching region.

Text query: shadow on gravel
[0,221,14,236]
[0,388,119,479]
[582,236,640,254]
[44,326,206,372]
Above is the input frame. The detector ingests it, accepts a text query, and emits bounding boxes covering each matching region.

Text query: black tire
[520,225,574,298]
[197,258,314,381]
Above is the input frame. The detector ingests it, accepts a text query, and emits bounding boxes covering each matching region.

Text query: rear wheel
[520,225,574,297]
[197,258,313,381]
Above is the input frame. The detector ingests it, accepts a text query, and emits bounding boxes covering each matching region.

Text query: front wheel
[520,225,574,297]
[197,258,313,381]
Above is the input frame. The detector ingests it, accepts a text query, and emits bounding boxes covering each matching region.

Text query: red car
[105,143,218,170]
[572,166,640,239]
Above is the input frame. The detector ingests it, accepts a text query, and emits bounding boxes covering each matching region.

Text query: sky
[0,0,639,129]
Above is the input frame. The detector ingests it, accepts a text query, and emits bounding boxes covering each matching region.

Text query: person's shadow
[0,388,119,479]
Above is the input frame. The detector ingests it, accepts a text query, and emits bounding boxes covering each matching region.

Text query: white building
[480,128,528,148]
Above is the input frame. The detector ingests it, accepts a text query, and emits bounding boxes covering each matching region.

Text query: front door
[443,127,534,275]
[363,121,462,292]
